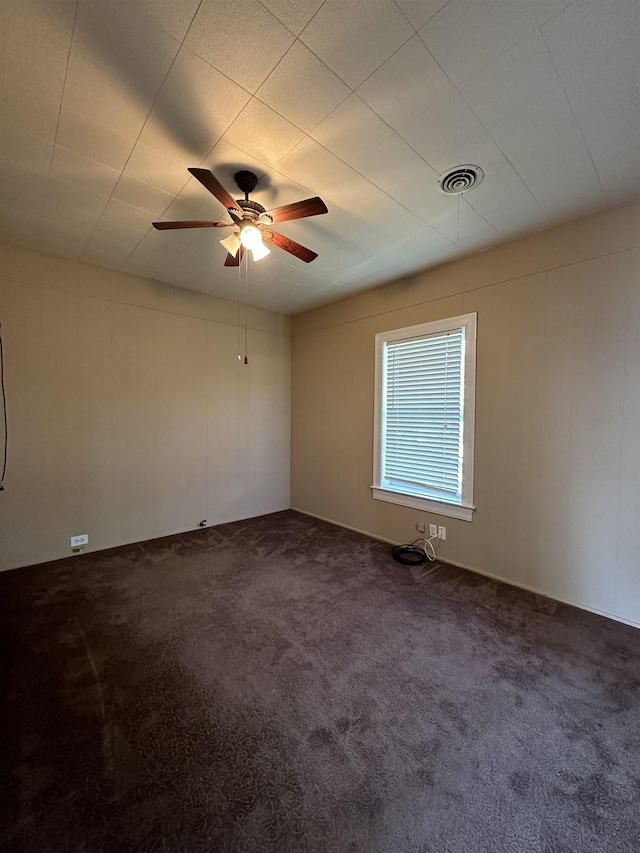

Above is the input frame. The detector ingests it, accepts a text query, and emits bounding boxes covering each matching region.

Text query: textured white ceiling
[0,0,638,314]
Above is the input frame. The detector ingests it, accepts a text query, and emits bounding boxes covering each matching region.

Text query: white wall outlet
[429,524,438,537]
[70,534,88,548]
[438,526,447,540]
[417,522,426,533]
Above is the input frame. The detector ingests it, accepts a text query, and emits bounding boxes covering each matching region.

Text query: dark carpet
[1,510,639,853]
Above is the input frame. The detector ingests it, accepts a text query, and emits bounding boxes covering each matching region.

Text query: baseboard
[442,558,640,630]
[290,507,400,546]
[290,507,640,631]
[0,506,291,574]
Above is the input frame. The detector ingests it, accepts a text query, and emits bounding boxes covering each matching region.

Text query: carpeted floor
[1,510,639,853]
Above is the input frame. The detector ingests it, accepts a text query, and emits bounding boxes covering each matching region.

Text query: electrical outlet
[429,524,438,537]
[437,526,447,541]
[70,534,88,548]
[417,522,425,533]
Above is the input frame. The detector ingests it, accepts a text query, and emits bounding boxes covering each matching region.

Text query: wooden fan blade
[224,246,245,267]
[266,196,328,223]
[188,168,243,216]
[263,230,318,263]
[152,220,233,230]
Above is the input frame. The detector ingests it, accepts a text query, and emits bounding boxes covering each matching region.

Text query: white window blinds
[382,328,465,502]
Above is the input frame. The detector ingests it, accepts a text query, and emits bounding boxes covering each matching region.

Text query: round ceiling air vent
[439,165,484,194]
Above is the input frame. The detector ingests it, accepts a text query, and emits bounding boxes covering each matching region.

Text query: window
[372,313,477,521]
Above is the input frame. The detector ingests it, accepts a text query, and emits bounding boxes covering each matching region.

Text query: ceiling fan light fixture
[240,224,270,261]
[250,241,270,262]
[239,224,263,251]
[220,232,241,256]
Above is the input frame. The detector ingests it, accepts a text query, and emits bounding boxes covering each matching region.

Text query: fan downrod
[234,170,258,198]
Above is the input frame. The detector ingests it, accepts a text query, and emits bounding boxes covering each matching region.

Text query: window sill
[370,487,475,521]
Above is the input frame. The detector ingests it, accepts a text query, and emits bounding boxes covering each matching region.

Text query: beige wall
[291,201,640,627]
[0,243,291,571]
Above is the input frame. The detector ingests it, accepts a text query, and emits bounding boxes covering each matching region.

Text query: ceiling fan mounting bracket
[234,170,259,196]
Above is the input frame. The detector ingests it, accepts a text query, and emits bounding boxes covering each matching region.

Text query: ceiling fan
[152,168,328,266]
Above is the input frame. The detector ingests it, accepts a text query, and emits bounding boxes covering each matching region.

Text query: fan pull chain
[244,253,248,364]
[237,260,242,361]
[456,191,460,243]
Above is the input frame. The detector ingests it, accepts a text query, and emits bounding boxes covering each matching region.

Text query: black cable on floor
[391,536,438,566]
[391,544,429,565]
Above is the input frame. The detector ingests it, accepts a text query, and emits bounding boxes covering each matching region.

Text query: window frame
[371,313,477,522]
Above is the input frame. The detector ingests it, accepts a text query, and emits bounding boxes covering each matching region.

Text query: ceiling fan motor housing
[236,199,267,220]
